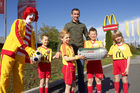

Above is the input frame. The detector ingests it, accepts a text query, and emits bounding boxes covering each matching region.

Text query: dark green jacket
[57,21,89,52]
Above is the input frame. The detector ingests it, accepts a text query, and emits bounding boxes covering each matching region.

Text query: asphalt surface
[24,55,140,93]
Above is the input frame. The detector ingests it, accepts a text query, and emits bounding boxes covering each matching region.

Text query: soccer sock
[96,84,102,93]
[45,87,48,93]
[70,90,74,93]
[114,82,119,93]
[39,87,44,93]
[87,86,93,93]
[123,83,128,93]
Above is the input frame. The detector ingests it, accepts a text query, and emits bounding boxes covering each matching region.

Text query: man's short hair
[71,8,80,14]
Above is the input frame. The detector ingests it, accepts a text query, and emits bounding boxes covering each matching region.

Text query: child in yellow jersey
[59,29,85,93]
[108,30,132,93]
[37,34,52,93]
[84,27,104,93]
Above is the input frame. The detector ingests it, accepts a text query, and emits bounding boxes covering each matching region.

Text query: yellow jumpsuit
[0,19,35,93]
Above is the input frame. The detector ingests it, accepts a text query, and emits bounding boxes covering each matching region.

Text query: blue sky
[0,0,140,43]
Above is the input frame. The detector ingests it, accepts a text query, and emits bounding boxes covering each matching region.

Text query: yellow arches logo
[103,14,119,31]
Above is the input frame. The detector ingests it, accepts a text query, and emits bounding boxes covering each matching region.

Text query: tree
[105,30,113,51]
[38,24,59,51]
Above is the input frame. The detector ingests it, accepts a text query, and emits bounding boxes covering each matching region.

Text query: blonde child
[108,30,132,93]
[37,34,52,93]
[84,27,104,93]
[59,29,85,93]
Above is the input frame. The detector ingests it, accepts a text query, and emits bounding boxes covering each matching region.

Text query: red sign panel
[103,24,119,31]
[0,0,4,14]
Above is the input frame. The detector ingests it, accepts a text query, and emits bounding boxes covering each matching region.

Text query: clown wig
[22,7,39,22]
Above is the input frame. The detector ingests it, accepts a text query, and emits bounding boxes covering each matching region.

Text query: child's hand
[78,54,85,60]
[104,53,109,58]
[124,67,129,75]
[30,60,37,64]
[54,52,61,58]
[52,56,56,59]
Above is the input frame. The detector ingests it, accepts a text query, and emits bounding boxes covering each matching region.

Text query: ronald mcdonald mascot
[0,7,39,93]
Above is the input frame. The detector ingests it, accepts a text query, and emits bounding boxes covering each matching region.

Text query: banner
[0,0,4,14]
[103,14,119,31]
[137,19,139,36]
[18,0,36,19]
[125,21,129,37]
[131,21,134,36]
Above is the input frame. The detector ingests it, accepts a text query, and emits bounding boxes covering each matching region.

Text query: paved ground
[24,56,140,93]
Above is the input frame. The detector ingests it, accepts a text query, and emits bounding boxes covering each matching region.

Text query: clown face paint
[25,13,35,24]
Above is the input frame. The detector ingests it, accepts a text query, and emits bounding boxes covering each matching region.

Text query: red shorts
[62,62,76,85]
[86,60,103,79]
[113,59,127,76]
[38,62,51,79]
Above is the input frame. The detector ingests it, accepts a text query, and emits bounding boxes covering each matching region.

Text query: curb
[24,79,64,93]
[24,63,112,93]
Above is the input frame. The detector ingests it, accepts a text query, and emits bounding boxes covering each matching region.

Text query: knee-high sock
[87,86,93,93]
[114,82,119,93]
[45,87,48,93]
[96,84,102,93]
[39,87,44,93]
[70,90,74,93]
[123,83,128,93]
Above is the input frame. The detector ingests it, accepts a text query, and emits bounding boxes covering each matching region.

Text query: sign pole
[4,0,7,40]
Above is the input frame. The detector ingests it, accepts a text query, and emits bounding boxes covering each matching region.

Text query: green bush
[105,30,113,51]
[127,44,137,54]
[48,41,59,51]
[37,41,59,52]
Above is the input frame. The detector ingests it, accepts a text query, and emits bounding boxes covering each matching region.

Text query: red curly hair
[22,7,39,22]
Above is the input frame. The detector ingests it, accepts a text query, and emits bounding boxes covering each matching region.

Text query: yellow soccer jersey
[60,43,76,66]
[108,43,132,60]
[84,40,103,48]
[37,46,52,63]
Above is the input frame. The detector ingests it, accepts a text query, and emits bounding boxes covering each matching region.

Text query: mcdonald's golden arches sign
[103,14,119,31]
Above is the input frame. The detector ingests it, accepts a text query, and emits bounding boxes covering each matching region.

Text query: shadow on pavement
[49,83,65,93]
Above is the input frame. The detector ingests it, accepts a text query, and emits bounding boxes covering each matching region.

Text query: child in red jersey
[108,30,132,93]
[37,34,52,93]
[84,27,104,93]
[60,29,85,93]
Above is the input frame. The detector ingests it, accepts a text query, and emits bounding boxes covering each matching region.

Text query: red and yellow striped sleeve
[14,19,27,48]
[84,41,87,48]
[61,44,67,56]
[12,19,35,57]
[48,49,52,62]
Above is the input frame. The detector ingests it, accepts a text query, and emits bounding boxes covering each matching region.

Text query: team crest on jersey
[46,51,50,54]
[118,46,125,50]
[93,44,98,47]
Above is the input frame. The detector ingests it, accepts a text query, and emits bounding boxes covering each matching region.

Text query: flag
[18,0,36,19]
[131,21,134,36]
[126,21,129,37]
[137,19,139,36]
[0,0,4,14]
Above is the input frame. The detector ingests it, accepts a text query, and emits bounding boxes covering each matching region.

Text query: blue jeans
[76,59,85,93]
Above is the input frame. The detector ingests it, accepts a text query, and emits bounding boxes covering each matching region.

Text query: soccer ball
[30,50,42,63]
